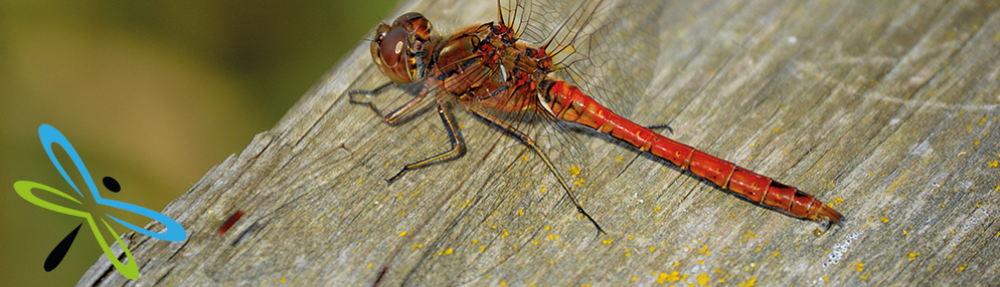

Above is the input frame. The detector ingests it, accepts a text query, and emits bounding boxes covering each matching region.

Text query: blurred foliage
[0,0,397,285]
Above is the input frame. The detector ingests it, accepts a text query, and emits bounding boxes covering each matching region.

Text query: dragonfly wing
[512,0,668,118]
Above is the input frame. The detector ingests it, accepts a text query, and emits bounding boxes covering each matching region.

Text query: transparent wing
[508,0,667,116]
[480,0,670,197]
[341,0,669,233]
[436,46,594,185]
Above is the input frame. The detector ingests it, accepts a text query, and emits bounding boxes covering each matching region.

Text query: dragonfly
[349,0,844,234]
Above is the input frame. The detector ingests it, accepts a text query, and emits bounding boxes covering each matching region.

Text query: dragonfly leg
[645,123,673,134]
[386,103,467,183]
[348,81,396,97]
[465,106,606,235]
[349,82,427,125]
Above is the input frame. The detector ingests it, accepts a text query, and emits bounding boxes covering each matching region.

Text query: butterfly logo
[13,124,187,279]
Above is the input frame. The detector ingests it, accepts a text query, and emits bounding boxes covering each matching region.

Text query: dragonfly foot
[645,124,673,134]
[576,206,606,236]
[385,167,411,184]
[347,89,370,96]
[348,82,395,97]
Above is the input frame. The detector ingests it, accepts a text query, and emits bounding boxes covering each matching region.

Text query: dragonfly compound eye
[371,24,416,84]
[379,25,407,67]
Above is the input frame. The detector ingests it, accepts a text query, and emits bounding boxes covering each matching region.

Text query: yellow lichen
[697,273,710,286]
[737,277,757,287]
[568,165,582,176]
[656,272,669,284]
[667,271,682,283]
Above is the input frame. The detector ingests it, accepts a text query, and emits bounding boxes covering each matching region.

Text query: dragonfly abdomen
[541,80,843,227]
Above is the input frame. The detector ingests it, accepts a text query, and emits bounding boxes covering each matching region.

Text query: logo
[13,124,187,279]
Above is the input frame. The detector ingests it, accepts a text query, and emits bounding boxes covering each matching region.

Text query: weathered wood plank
[80,0,1000,285]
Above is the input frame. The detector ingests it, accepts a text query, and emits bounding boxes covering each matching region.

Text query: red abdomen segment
[540,81,843,225]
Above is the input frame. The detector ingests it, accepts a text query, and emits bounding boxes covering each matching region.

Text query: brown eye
[379,25,408,67]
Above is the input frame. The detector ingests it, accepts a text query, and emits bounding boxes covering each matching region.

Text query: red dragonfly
[349,0,843,234]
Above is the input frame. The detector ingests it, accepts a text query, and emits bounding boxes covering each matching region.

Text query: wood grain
[79,0,1000,285]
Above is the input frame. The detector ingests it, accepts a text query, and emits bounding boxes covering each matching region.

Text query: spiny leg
[350,83,465,183]
[348,81,395,97]
[645,123,673,134]
[466,105,606,235]
[349,82,428,125]
[387,102,468,183]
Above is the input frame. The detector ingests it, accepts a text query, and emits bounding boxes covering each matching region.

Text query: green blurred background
[1,0,397,285]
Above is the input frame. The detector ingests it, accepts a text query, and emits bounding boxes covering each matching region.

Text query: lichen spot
[568,165,582,177]
[737,277,757,287]
[697,273,711,286]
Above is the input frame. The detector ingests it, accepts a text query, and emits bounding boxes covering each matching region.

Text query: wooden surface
[80,0,1000,285]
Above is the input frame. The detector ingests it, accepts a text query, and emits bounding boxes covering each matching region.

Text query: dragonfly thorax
[430,23,554,105]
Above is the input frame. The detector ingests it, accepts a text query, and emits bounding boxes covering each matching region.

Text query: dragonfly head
[371,12,433,84]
